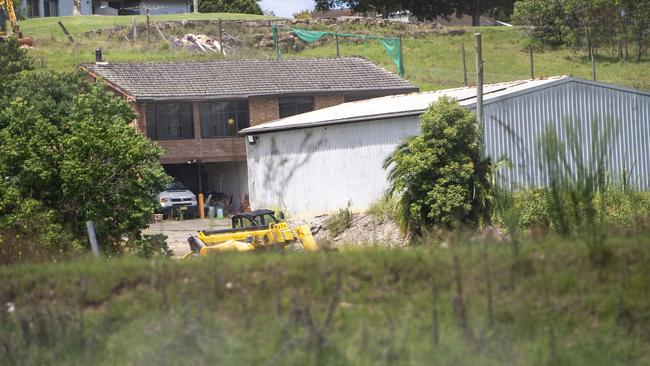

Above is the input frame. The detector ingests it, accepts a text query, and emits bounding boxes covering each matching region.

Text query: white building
[241,76,650,217]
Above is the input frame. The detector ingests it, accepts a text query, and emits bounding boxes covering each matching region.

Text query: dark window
[145,102,194,140]
[199,101,249,138]
[279,96,315,118]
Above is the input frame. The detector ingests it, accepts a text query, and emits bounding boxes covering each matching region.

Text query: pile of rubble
[170,33,228,54]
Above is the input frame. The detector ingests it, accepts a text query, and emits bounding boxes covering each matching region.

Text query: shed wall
[483,80,650,189]
[246,116,419,216]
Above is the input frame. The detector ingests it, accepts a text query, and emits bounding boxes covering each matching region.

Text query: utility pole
[461,41,468,86]
[475,33,484,133]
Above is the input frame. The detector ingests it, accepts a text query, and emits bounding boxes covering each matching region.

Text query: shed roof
[81,57,417,101]
[240,76,650,134]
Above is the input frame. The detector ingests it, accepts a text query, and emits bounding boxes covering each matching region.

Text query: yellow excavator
[182,209,318,258]
[0,0,33,46]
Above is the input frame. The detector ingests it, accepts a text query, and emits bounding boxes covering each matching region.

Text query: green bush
[384,97,491,234]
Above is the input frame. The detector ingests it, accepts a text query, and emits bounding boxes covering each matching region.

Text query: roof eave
[240,110,424,135]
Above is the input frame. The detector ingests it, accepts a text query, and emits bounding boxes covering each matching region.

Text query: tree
[450,0,515,26]
[314,0,403,18]
[512,0,575,46]
[0,41,169,257]
[198,0,263,15]
[384,97,491,234]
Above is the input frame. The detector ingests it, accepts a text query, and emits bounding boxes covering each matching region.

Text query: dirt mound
[292,213,406,248]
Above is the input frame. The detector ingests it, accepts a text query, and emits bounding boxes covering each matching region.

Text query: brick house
[81,57,417,205]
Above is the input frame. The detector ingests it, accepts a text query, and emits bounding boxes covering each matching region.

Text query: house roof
[80,57,417,101]
[241,76,649,135]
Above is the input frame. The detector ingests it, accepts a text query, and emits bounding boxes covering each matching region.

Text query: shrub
[384,97,491,234]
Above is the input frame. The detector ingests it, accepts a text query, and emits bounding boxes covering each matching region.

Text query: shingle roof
[81,57,418,101]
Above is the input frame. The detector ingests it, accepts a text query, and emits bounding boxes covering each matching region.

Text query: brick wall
[315,95,345,110]
[133,94,348,164]
[249,96,280,126]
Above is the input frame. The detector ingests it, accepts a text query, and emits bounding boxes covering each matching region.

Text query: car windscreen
[165,180,188,191]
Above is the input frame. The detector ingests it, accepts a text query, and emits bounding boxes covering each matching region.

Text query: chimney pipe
[95,48,103,63]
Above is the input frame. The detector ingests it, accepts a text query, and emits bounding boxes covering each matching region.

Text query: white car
[156,180,198,217]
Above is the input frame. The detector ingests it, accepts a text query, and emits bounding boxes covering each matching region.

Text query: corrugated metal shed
[244,77,650,216]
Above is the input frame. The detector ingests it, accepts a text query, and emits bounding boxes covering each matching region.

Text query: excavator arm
[0,0,32,46]
[0,0,19,34]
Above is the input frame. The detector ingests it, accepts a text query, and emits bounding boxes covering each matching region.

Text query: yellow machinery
[183,209,318,258]
[0,0,33,46]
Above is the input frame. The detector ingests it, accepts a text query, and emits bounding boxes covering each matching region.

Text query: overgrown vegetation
[2,235,650,365]
[0,39,170,262]
[384,97,490,234]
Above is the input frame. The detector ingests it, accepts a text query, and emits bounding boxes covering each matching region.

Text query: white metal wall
[247,80,650,216]
[246,116,419,216]
[483,80,650,189]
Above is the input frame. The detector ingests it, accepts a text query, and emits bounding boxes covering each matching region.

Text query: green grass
[19,13,275,37]
[293,26,650,91]
[19,17,650,91]
[2,235,650,365]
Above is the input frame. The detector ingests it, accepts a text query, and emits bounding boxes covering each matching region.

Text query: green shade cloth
[292,28,329,43]
[379,38,403,76]
[272,26,404,77]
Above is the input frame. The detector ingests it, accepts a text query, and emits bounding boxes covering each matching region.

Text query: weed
[325,202,353,239]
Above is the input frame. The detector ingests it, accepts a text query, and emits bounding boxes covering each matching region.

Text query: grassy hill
[1,235,649,365]
[17,15,650,91]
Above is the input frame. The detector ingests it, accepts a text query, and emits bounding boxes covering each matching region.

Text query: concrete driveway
[144,218,230,257]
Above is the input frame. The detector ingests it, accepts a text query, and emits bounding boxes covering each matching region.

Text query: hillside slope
[18,16,650,91]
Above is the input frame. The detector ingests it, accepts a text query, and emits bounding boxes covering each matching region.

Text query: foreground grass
[1,236,650,365]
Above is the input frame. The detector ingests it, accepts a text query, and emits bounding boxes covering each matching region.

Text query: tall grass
[538,117,618,264]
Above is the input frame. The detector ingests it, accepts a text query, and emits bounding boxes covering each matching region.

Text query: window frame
[198,100,250,139]
[145,102,195,141]
[278,96,315,119]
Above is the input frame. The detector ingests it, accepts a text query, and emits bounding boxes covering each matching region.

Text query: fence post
[461,41,468,86]
[335,34,340,57]
[398,35,404,77]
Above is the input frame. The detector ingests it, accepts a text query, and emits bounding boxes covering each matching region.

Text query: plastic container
[216,205,225,219]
